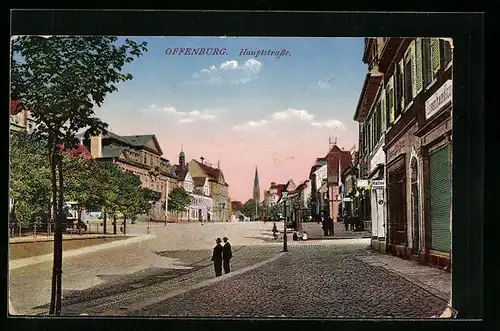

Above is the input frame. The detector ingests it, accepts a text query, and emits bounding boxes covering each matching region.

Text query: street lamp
[282,188,288,252]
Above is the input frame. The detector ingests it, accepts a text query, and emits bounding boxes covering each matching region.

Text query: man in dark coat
[327,216,334,236]
[222,236,233,274]
[322,217,328,236]
[211,237,223,277]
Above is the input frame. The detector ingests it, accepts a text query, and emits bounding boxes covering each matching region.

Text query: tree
[167,187,193,221]
[11,36,147,315]
[9,132,52,232]
[241,199,263,219]
[267,203,281,222]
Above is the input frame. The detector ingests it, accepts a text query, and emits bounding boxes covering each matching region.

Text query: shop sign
[371,180,386,189]
[342,197,352,202]
[357,179,369,188]
[425,79,452,119]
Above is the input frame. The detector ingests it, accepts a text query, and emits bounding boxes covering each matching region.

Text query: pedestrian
[322,217,328,236]
[272,222,278,240]
[302,231,308,240]
[211,237,223,277]
[293,231,299,241]
[222,236,232,274]
[344,214,349,231]
[327,216,334,236]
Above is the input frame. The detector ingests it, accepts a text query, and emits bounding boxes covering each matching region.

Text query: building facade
[188,158,230,222]
[84,132,179,222]
[355,37,452,268]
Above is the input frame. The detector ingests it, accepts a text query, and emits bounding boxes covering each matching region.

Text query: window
[395,60,404,118]
[415,38,424,95]
[376,101,382,141]
[422,38,432,87]
[143,153,147,164]
[404,59,413,107]
[387,76,395,124]
[380,89,386,131]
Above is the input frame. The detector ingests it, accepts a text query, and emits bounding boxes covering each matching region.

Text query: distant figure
[293,231,299,241]
[325,216,333,236]
[272,222,278,240]
[211,238,223,277]
[222,236,233,274]
[344,215,349,231]
[322,217,328,236]
[302,231,308,240]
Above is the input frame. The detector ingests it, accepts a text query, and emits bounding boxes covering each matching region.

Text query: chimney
[271,182,276,187]
[90,135,102,158]
[200,156,205,164]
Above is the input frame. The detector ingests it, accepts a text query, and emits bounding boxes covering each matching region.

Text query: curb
[9,234,156,270]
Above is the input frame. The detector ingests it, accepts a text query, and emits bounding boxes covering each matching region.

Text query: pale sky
[94,37,367,202]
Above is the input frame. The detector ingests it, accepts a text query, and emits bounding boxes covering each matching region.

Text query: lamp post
[282,189,288,252]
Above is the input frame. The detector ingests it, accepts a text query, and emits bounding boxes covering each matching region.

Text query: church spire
[253,166,260,204]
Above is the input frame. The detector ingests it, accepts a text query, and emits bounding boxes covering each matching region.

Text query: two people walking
[211,236,232,277]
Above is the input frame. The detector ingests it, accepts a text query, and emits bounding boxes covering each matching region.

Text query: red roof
[10,99,23,116]
[194,160,225,183]
[324,145,352,177]
[58,144,93,159]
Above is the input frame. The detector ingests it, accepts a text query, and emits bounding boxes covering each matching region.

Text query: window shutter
[399,59,405,112]
[430,38,441,77]
[415,38,423,94]
[388,77,395,123]
[381,89,386,131]
[410,40,417,98]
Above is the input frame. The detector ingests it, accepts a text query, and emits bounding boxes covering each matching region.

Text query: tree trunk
[103,210,107,234]
[78,205,82,235]
[123,218,127,235]
[55,153,64,315]
[49,140,58,315]
[113,216,117,235]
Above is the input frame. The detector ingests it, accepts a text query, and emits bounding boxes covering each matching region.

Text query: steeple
[253,166,260,204]
[179,144,185,168]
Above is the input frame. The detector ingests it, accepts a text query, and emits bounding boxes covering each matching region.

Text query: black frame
[7,9,485,331]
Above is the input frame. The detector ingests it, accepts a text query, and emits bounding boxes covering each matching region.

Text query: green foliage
[241,199,263,218]
[267,203,282,221]
[9,132,51,226]
[168,187,192,213]
[11,36,148,150]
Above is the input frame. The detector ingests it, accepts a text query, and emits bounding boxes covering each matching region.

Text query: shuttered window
[387,76,395,124]
[404,57,412,108]
[410,40,417,99]
[429,147,452,253]
[430,38,441,79]
[422,38,432,87]
[380,88,387,131]
[395,59,404,117]
[415,38,423,95]
[376,101,382,141]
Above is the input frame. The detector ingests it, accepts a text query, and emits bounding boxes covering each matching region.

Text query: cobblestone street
[135,240,449,318]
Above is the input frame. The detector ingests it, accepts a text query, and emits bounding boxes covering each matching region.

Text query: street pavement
[9,221,450,318]
[301,221,371,240]
[134,239,449,318]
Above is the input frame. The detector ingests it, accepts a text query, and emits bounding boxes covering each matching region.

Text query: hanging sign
[371,180,386,189]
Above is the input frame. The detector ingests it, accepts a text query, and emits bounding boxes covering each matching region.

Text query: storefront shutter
[415,38,423,95]
[430,38,441,78]
[388,76,395,123]
[381,89,386,131]
[429,146,451,253]
[410,40,417,98]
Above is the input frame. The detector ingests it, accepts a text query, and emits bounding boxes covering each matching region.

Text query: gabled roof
[59,144,93,159]
[174,165,189,180]
[353,73,383,122]
[122,135,163,155]
[193,160,226,184]
[192,176,207,188]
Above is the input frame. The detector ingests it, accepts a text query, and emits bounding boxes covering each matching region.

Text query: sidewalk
[9,233,132,244]
[356,249,452,301]
[301,222,371,240]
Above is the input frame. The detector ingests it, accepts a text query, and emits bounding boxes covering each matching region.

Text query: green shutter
[429,147,451,253]
[399,59,405,111]
[410,40,417,98]
[415,38,423,94]
[430,38,441,78]
[380,90,386,131]
[388,77,395,123]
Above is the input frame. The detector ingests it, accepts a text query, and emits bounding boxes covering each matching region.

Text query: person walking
[322,217,328,236]
[344,214,349,231]
[222,236,233,274]
[327,216,334,236]
[211,237,223,277]
[272,222,278,240]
